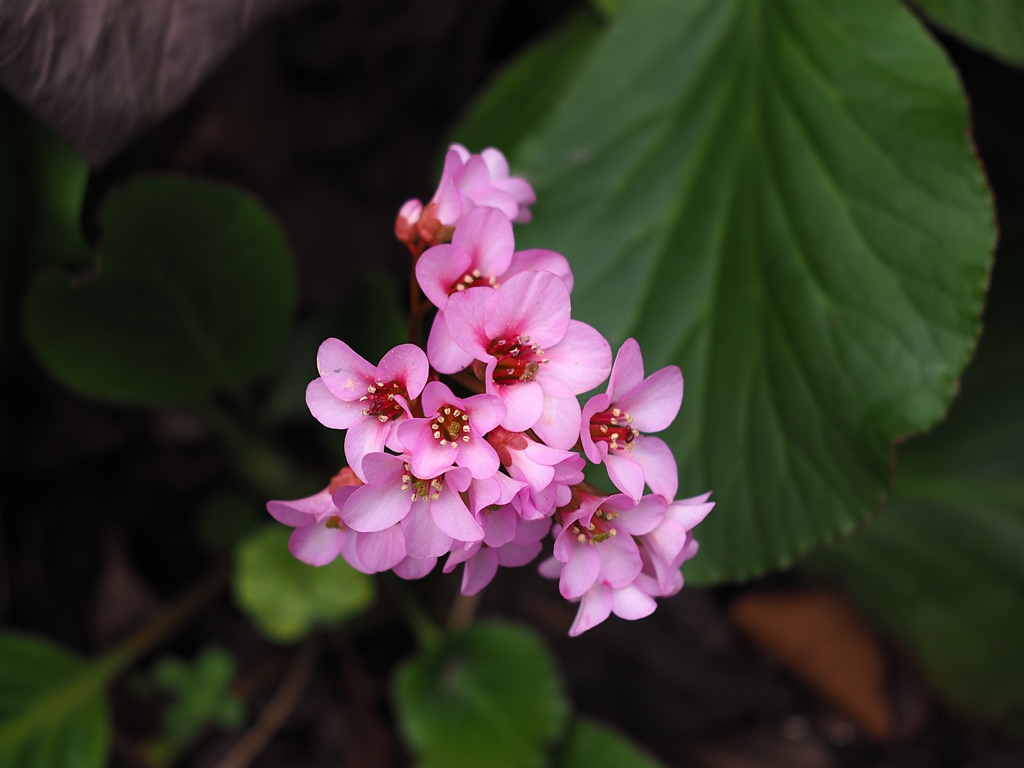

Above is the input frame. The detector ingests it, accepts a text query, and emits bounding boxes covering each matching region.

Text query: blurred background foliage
[1,0,1024,766]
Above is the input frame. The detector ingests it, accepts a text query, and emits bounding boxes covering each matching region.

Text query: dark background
[1,2,1023,766]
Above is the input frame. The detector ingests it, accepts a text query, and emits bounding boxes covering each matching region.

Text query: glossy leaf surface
[507,0,993,582]
[914,0,1024,66]
[394,621,568,768]
[804,232,1024,735]
[454,11,603,160]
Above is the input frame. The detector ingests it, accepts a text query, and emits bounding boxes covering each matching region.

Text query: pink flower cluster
[269,145,712,635]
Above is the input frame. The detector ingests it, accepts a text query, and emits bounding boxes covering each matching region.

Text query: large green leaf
[454,11,603,160]
[803,228,1024,734]
[233,526,375,643]
[23,174,295,405]
[913,0,1024,67]
[554,718,664,768]
[0,633,115,768]
[394,621,568,768]
[507,0,993,582]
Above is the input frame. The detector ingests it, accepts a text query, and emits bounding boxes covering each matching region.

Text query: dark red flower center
[358,380,407,423]
[589,407,638,451]
[486,335,547,385]
[448,268,497,295]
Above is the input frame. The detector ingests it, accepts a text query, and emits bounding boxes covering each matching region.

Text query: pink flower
[486,426,582,498]
[339,452,483,544]
[395,145,536,252]
[550,490,667,602]
[432,144,535,226]
[266,468,364,568]
[445,271,611,448]
[397,382,507,480]
[306,340,429,480]
[445,518,551,596]
[419,208,572,375]
[561,576,664,637]
[638,492,714,595]
[581,338,683,501]
[550,492,714,636]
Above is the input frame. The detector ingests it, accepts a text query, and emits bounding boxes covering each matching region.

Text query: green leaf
[394,621,568,768]
[511,0,994,582]
[453,11,603,161]
[22,174,296,405]
[913,0,1024,67]
[554,718,664,768]
[0,632,115,768]
[25,123,89,269]
[233,525,374,642]
[802,226,1024,735]
[145,646,245,764]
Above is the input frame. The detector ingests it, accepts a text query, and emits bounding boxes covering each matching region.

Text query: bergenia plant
[268,143,713,635]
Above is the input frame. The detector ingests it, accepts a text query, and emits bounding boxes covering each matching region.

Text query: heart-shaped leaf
[23,174,296,405]
[913,1,1024,67]
[0,632,116,768]
[394,621,569,768]
[0,0,301,165]
[233,526,374,643]
[503,0,993,582]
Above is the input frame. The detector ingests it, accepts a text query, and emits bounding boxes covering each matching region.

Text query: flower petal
[344,416,390,481]
[615,365,683,433]
[451,207,515,277]
[376,344,429,398]
[306,378,362,429]
[427,311,475,374]
[611,583,657,621]
[317,338,375,400]
[630,436,679,501]
[461,549,499,595]
[416,243,471,309]
[502,249,572,292]
[288,521,344,566]
[444,286,497,361]
[532,377,583,451]
[542,320,612,394]
[606,451,647,502]
[606,338,645,401]
[569,584,613,636]
[430,486,484,542]
[559,542,601,599]
[343,478,412,532]
[355,526,407,572]
[402,502,454,559]
[484,271,570,349]
[267,488,333,527]
[394,556,437,580]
